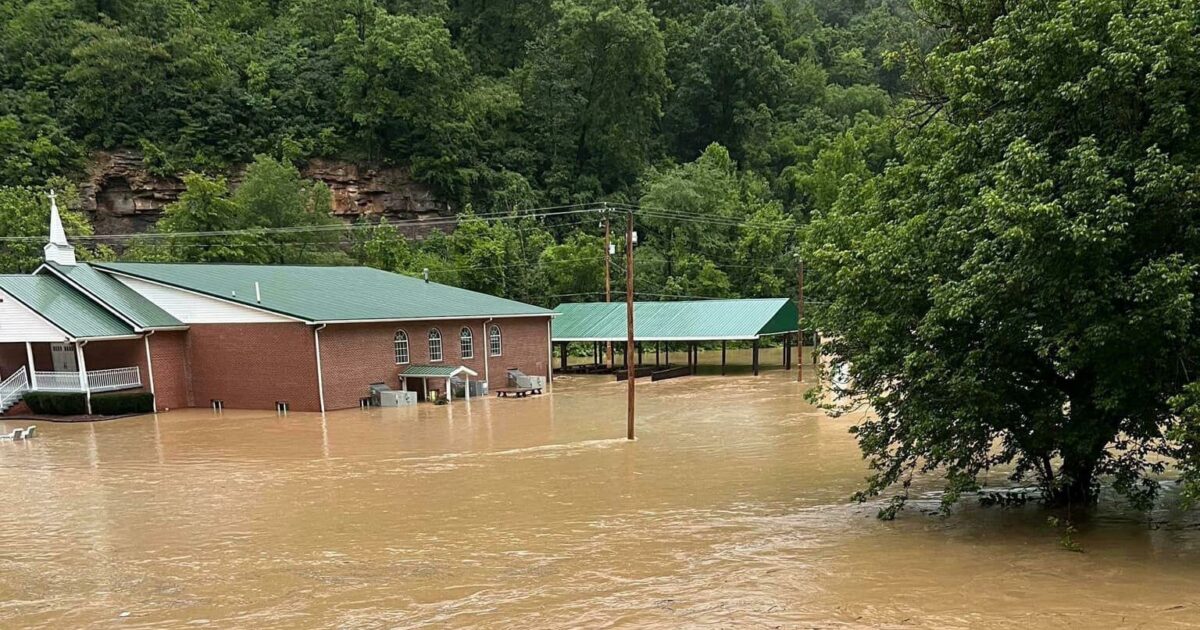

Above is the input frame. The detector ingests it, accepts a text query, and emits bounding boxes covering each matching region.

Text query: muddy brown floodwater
[1,348,1199,628]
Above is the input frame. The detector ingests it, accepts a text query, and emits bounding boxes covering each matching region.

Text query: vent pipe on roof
[255,281,261,303]
[423,268,429,283]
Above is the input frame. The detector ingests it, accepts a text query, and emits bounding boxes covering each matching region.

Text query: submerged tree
[806,0,1200,514]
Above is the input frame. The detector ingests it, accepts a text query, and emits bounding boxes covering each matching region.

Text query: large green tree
[517,0,668,201]
[0,185,105,273]
[807,0,1200,512]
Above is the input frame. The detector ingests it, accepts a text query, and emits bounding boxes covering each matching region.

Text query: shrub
[91,392,155,415]
[24,391,87,415]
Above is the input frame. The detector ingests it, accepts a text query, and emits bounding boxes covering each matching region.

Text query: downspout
[143,330,157,412]
[76,340,91,415]
[313,324,327,413]
[483,317,493,392]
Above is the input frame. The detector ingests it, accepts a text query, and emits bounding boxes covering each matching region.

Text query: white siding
[115,276,296,324]
[0,289,69,342]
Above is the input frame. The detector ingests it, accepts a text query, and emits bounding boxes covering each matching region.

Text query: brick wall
[319,316,551,410]
[186,323,321,412]
[82,338,142,371]
[148,331,190,410]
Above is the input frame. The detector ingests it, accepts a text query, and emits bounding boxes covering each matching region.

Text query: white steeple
[44,190,77,266]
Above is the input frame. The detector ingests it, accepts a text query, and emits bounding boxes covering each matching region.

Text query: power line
[0,203,611,243]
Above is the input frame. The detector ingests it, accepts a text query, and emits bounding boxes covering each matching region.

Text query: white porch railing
[0,367,29,407]
[33,367,141,393]
[34,370,85,392]
[87,367,142,393]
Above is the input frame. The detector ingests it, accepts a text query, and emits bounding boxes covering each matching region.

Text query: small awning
[401,365,479,378]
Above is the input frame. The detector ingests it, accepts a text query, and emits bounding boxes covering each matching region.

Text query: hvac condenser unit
[380,391,418,407]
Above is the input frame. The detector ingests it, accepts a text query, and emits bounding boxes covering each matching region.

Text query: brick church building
[0,198,554,413]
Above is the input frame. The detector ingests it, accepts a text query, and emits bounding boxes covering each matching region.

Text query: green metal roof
[400,365,479,377]
[94,262,555,323]
[0,275,137,339]
[551,298,798,341]
[45,263,184,330]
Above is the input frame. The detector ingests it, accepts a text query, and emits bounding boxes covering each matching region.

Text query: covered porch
[0,338,148,412]
[399,365,480,403]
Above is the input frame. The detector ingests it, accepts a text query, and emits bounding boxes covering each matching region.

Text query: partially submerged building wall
[318,316,552,410]
[186,323,321,412]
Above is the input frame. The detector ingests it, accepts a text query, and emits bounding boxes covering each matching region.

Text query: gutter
[313,324,327,414]
[143,330,157,412]
[482,317,493,389]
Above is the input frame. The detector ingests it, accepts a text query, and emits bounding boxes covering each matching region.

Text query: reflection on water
[0,348,1198,628]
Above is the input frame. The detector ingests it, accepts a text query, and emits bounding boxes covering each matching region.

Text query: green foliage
[806,0,1200,512]
[516,0,669,201]
[0,184,109,273]
[24,391,87,415]
[91,391,156,415]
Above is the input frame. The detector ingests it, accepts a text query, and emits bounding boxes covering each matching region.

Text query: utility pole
[626,209,636,440]
[604,205,614,370]
[797,257,805,383]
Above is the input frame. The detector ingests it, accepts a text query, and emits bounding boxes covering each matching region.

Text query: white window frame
[394,330,409,365]
[428,328,443,363]
[489,324,502,357]
[459,327,474,359]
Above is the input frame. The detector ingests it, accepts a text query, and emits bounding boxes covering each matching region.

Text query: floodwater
[1,348,1199,628]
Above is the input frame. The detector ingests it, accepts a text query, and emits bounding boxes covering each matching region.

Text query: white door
[51,343,77,372]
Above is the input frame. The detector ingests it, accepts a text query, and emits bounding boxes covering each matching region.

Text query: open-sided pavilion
[550,298,799,376]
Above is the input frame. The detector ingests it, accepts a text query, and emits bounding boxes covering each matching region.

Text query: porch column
[446,377,452,402]
[721,341,726,376]
[75,341,91,414]
[25,342,37,390]
[752,339,759,376]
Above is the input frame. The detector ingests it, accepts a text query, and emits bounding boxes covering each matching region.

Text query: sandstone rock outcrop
[78,150,452,236]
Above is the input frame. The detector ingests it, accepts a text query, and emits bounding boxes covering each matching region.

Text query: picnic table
[493,386,542,398]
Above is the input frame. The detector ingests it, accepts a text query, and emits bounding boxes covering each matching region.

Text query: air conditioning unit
[379,391,417,407]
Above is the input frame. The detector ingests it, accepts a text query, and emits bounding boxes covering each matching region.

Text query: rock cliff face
[79,151,452,235]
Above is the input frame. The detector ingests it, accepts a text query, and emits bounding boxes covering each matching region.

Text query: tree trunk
[1048,453,1101,507]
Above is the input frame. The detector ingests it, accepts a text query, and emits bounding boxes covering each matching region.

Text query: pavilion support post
[784,335,790,369]
[752,339,759,376]
[655,342,660,366]
[637,343,643,366]
[560,342,568,370]
[623,343,628,368]
[721,341,726,376]
[665,344,670,366]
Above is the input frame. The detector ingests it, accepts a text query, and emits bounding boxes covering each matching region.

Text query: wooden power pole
[604,207,614,370]
[626,209,636,440]
[797,257,805,383]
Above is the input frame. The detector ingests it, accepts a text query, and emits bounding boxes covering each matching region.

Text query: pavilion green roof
[0,275,136,339]
[94,262,555,323]
[45,263,183,330]
[551,298,798,342]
